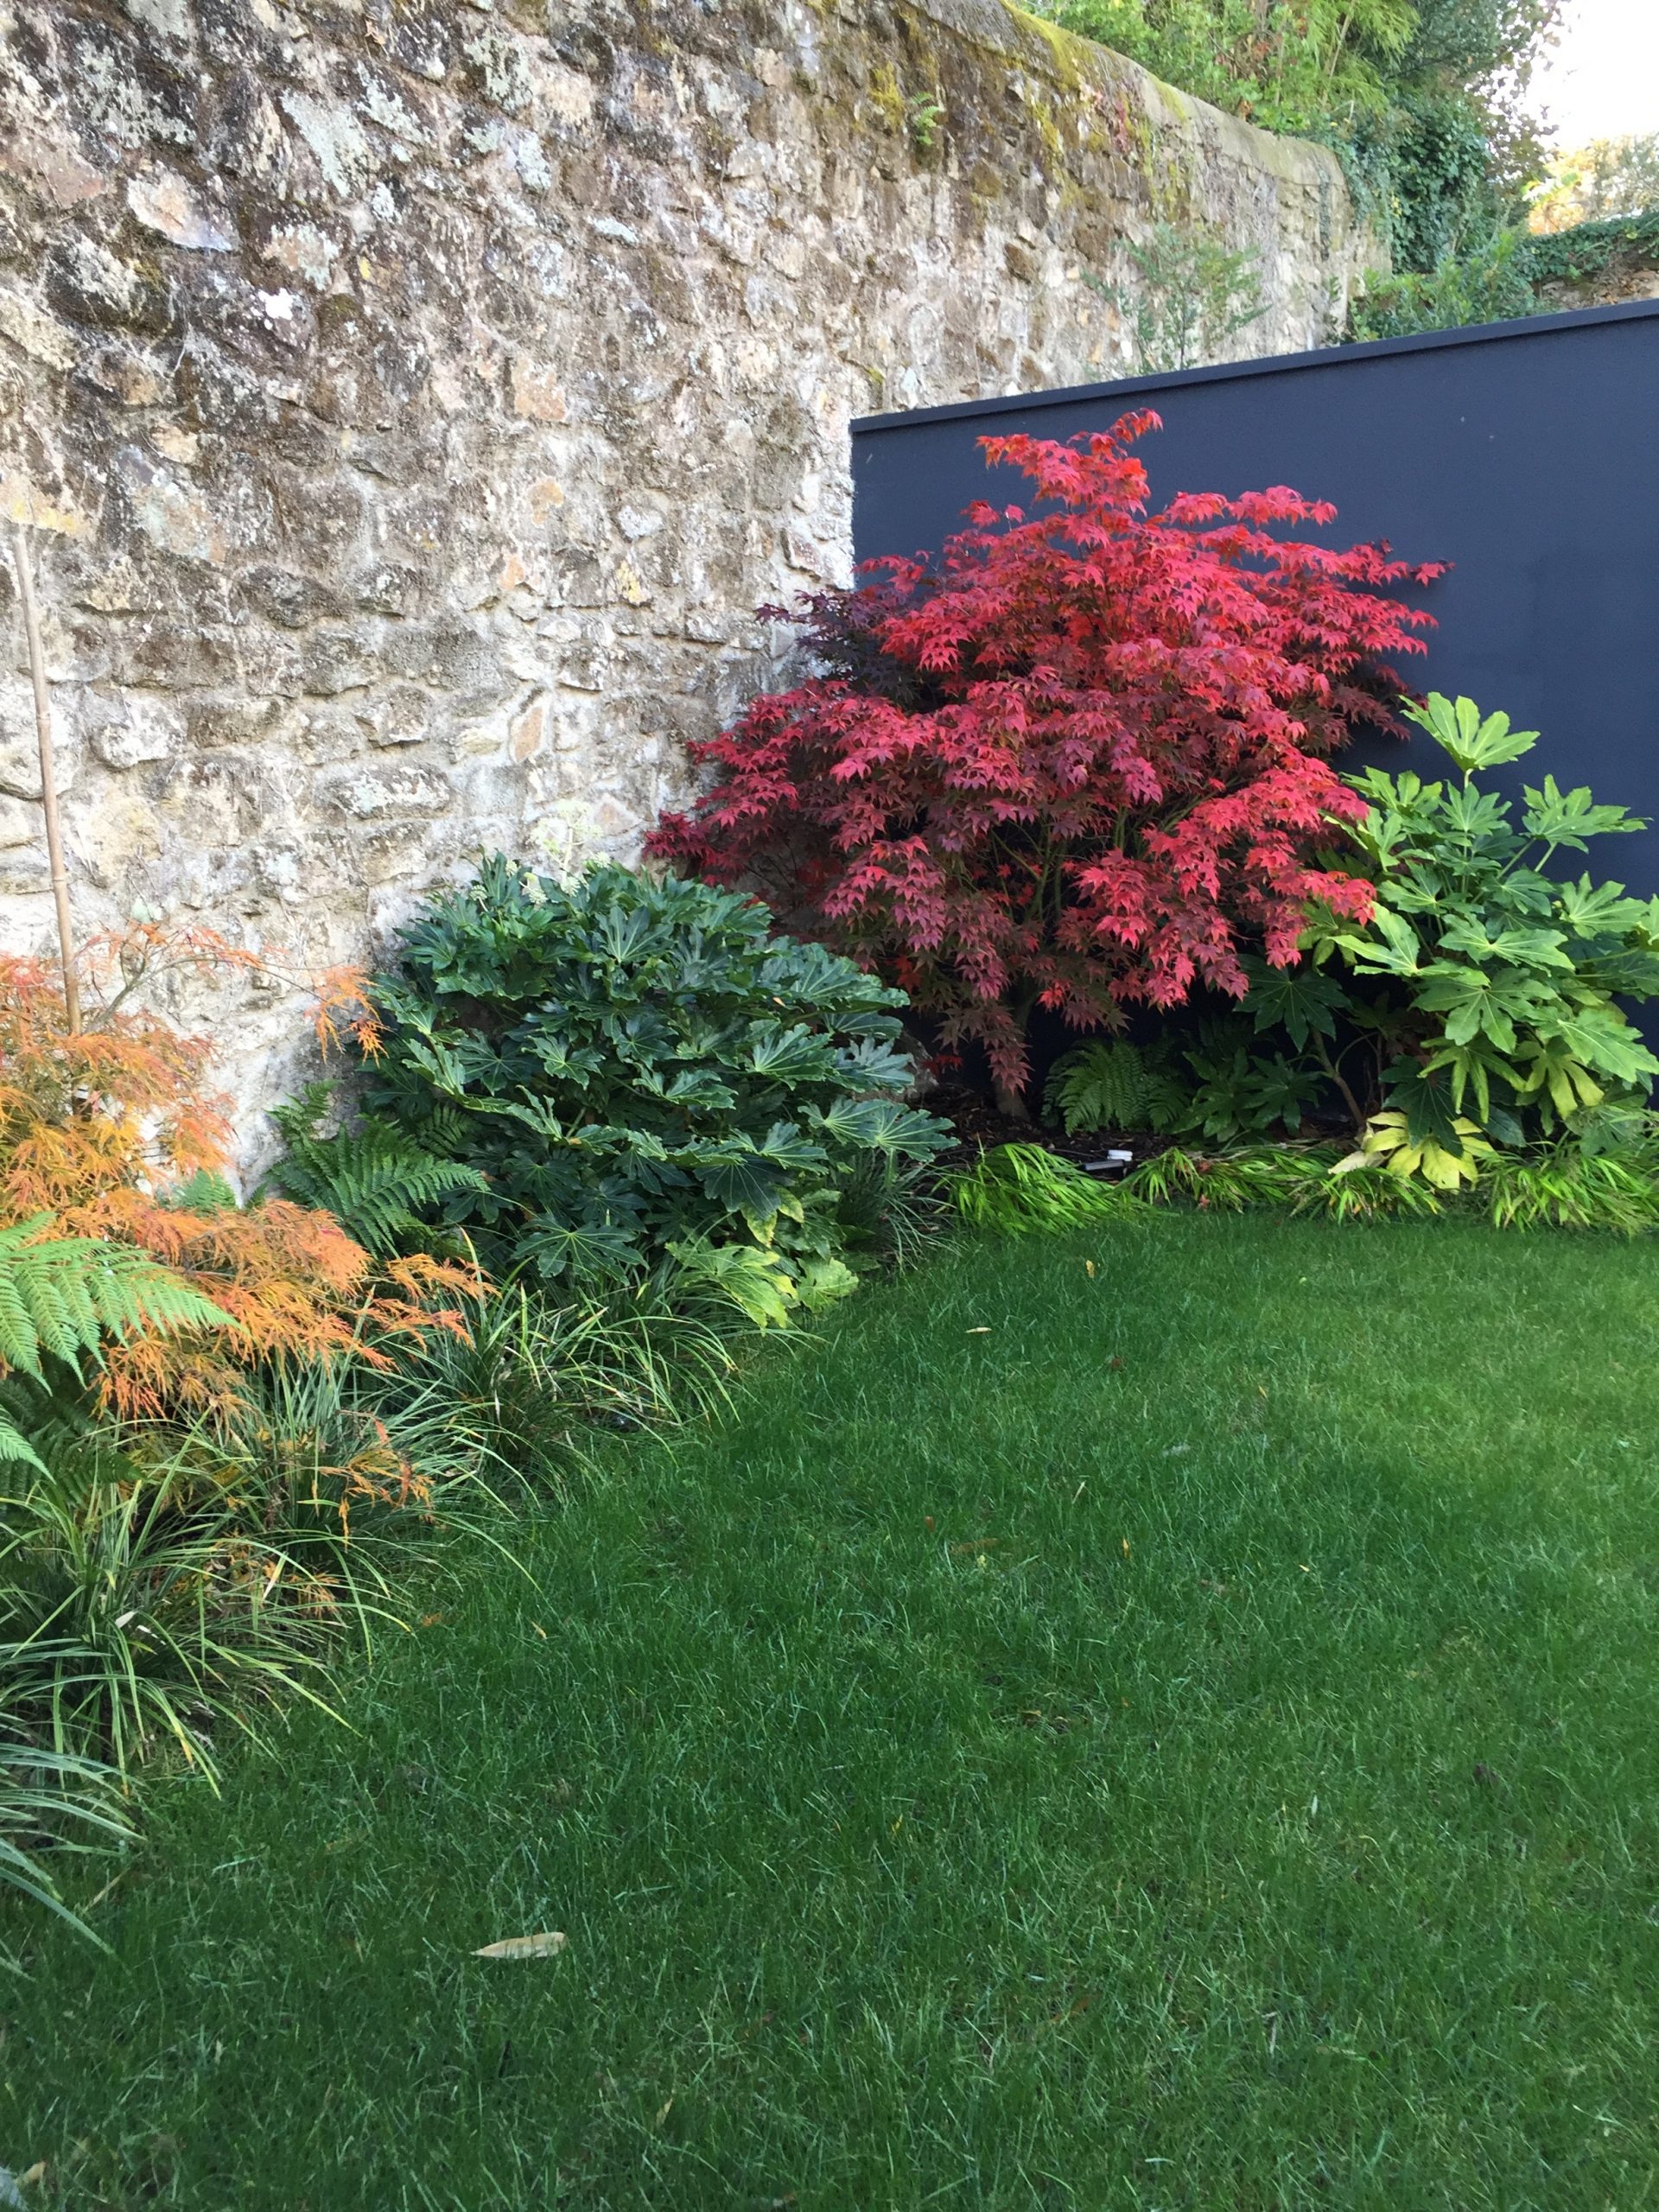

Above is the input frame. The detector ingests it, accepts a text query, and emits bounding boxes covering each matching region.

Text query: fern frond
[0,1217,232,1460]
[0,1215,232,1382]
[1045,1041,1189,1136]
[267,1089,489,1259]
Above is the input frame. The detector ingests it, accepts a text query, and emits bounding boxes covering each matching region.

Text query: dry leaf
[474,1929,568,1960]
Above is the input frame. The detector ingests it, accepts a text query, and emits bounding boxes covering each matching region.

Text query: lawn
[3,1214,1656,2211]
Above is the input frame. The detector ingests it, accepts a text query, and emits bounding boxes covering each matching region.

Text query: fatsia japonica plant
[650,410,1440,1108]
[1299,695,1659,1187]
[330,860,950,1319]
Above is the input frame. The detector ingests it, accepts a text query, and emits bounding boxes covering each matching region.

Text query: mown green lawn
[4,1216,1656,2210]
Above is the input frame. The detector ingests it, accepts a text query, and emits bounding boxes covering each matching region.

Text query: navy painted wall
[851,301,1659,890]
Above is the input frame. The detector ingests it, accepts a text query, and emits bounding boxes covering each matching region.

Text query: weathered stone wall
[0,0,1374,1147]
[1535,248,1659,313]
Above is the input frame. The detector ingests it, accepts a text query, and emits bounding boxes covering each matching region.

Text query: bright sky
[1526,0,1659,146]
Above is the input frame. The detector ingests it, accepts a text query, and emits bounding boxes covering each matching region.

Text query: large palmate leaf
[1400,692,1537,774]
[1241,955,1347,1048]
[742,1025,840,1085]
[1522,777,1645,854]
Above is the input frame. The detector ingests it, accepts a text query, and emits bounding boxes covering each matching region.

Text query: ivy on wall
[1027,1,1659,343]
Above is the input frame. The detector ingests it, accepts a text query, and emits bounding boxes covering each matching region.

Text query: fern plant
[265,1085,490,1261]
[1044,1040,1189,1138]
[0,1217,230,1468]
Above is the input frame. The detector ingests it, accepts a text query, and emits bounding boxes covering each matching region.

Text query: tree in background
[1529,134,1659,231]
[1031,0,1566,325]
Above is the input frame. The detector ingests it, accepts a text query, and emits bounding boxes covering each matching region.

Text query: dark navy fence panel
[851,301,1659,891]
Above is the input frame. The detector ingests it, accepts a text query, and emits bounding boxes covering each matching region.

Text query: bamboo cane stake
[10,519,79,1032]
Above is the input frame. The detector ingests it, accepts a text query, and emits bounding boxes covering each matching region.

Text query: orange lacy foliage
[0,931,473,1421]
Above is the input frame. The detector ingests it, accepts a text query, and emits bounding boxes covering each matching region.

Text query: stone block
[238,566,346,630]
[82,691,182,770]
[315,763,454,821]
[188,695,289,750]
[301,625,382,697]
[44,235,175,335]
[363,685,432,748]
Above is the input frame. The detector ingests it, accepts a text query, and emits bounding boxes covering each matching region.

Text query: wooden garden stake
[10,519,79,1031]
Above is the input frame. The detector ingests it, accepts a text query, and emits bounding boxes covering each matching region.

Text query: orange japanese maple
[0,928,472,1420]
[651,412,1443,1097]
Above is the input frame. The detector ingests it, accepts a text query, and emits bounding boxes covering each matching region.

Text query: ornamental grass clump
[0,935,487,1936]
[651,410,1440,1105]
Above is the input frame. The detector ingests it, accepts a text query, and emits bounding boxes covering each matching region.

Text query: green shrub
[315,861,950,1313]
[1348,228,1538,338]
[1307,693,1659,1182]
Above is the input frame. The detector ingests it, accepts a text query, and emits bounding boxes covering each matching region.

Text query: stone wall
[0,0,1375,1150]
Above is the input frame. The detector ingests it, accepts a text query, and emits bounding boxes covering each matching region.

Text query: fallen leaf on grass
[474,1930,568,1960]
[965,1325,992,1334]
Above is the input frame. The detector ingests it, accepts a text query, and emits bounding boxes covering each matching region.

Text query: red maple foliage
[651,412,1443,1096]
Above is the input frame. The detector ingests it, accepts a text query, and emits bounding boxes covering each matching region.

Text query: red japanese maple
[651,411,1442,1098]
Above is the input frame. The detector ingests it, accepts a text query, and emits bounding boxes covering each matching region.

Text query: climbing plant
[1030,0,1567,296]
